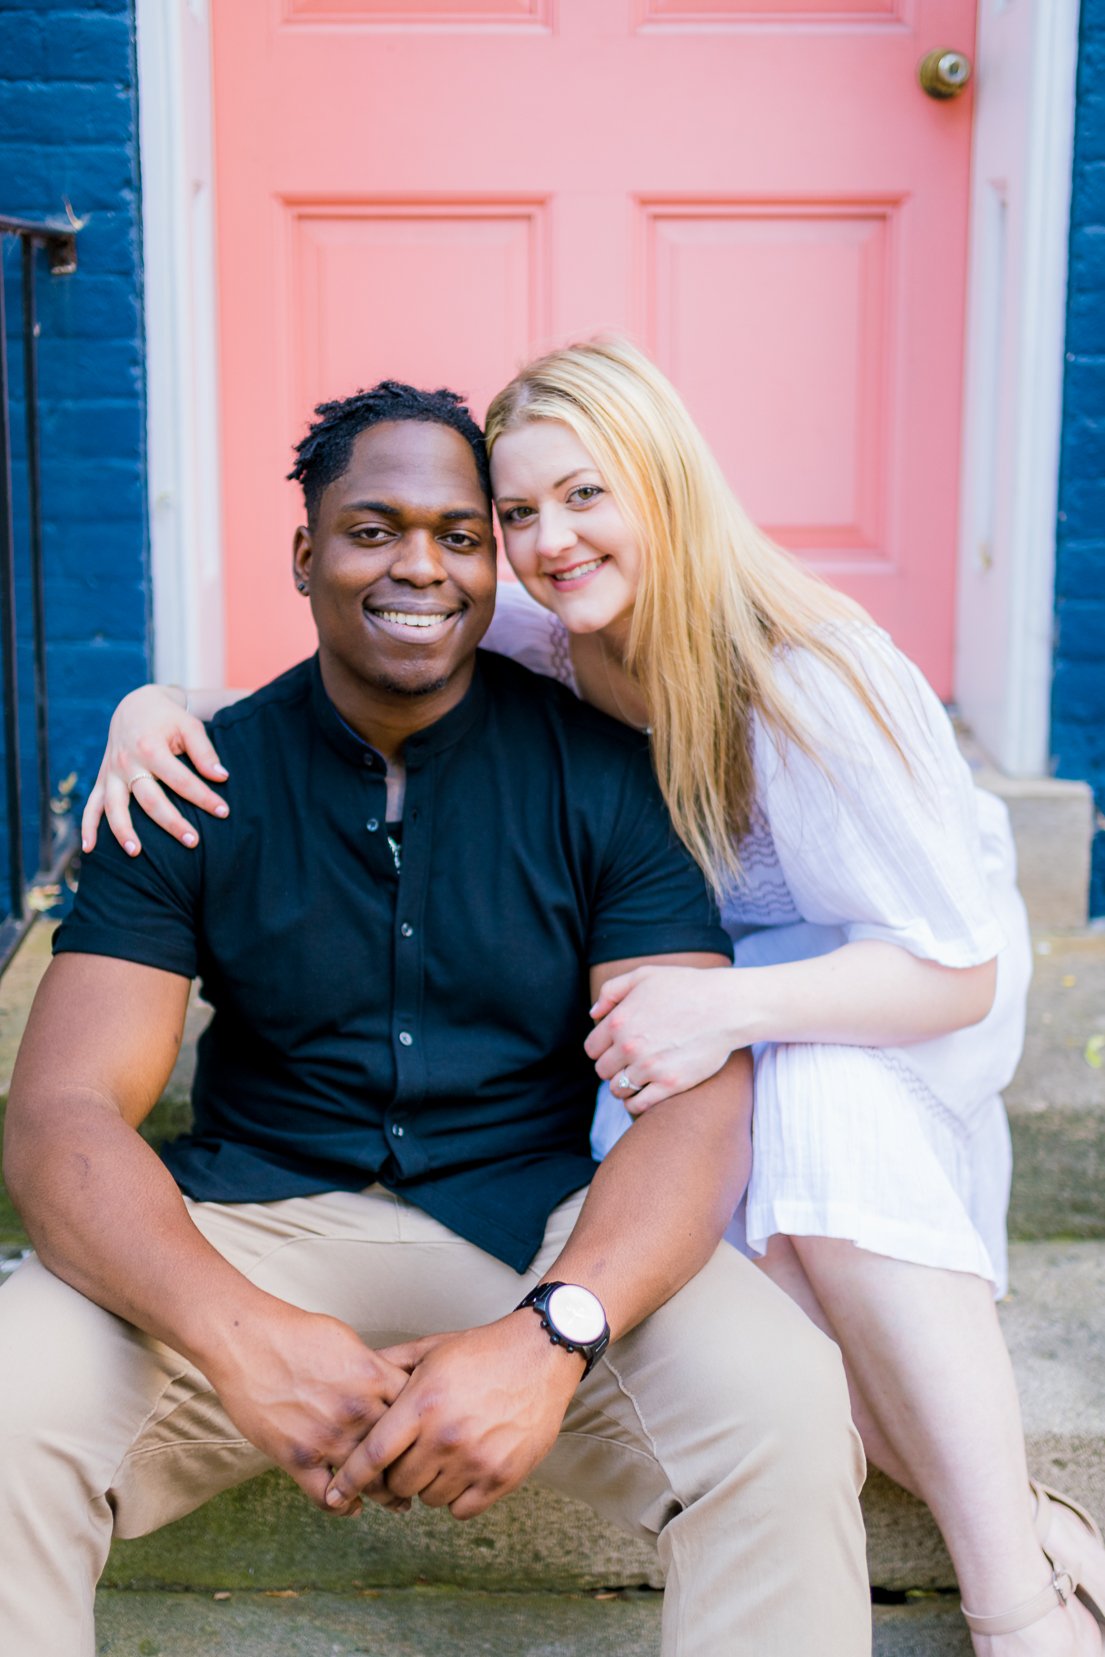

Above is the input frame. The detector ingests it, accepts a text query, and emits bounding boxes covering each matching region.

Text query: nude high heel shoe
[961,1481,1105,1641]
[1033,1482,1105,1621]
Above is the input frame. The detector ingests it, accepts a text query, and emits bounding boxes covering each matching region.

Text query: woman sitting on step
[84,337,1105,1655]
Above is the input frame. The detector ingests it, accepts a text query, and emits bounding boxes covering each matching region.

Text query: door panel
[212,0,977,691]
[286,1,548,19]
[290,202,547,423]
[640,3,901,17]
[644,202,893,554]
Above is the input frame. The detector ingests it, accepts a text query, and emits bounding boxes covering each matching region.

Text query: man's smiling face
[293,420,497,716]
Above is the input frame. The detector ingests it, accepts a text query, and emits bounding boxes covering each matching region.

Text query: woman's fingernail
[214,765,229,778]
[124,840,138,856]
[215,803,229,818]
[182,831,198,848]
[81,839,90,853]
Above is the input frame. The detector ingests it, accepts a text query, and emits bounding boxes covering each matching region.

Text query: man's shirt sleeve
[53,819,202,980]
[587,746,734,967]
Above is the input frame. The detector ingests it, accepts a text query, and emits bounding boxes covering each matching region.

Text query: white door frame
[135,0,224,689]
[955,0,1082,777]
[137,1,1082,772]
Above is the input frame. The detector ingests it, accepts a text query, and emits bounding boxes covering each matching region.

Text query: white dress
[483,582,1032,1296]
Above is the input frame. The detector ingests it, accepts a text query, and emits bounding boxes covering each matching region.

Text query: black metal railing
[0,214,81,974]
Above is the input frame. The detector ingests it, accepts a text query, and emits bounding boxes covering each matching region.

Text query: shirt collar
[308,651,489,770]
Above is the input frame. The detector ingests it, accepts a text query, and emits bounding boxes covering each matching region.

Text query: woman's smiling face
[491,420,643,635]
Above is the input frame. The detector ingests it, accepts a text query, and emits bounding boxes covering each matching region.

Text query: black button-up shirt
[55,651,731,1270]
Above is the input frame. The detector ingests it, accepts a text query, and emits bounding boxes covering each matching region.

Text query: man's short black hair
[287,381,491,527]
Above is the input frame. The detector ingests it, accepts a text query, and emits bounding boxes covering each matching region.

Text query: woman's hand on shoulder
[81,685,229,857]
[585,965,742,1111]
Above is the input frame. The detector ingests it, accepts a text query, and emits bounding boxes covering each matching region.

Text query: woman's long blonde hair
[485,335,907,898]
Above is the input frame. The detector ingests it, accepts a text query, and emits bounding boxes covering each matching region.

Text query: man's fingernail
[589,1003,600,1017]
[326,1488,345,1508]
[124,840,137,856]
[215,803,229,818]
[214,766,229,778]
[182,831,198,848]
[81,838,90,853]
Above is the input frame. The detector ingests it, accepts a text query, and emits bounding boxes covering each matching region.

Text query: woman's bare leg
[757,1236,918,1493]
[758,1236,1102,1657]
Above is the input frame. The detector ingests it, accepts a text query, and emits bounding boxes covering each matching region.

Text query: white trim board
[136,0,224,688]
[137,3,1081,773]
[955,0,1082,776]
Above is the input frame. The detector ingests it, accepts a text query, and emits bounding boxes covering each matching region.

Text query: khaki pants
[0,1186,870,1656]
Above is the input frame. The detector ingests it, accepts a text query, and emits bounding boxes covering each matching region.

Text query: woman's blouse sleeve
[480,579,576,689]
[753,630,1007,967]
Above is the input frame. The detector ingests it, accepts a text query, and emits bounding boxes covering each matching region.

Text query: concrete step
[93,1586,973,1656]
[958,725,1096,932]
[1007,929,1105,1239]
[3,925,1103,1605]
[102,1240,1105,1599]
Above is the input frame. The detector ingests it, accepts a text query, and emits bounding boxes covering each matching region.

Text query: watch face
[546,1284,606,1345]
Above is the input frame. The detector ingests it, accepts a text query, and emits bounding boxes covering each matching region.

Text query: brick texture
[1053,0,1105,918]
[0,3,149,922]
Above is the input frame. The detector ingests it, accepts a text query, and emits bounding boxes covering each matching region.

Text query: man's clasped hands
[208,1295,579,1523]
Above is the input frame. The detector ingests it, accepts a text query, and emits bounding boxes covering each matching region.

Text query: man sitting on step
[0,384,869,1656]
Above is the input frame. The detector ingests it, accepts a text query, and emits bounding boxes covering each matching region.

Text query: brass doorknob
[918,47,973,99]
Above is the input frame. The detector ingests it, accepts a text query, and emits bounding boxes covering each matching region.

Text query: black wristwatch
[516,1281,610,1378]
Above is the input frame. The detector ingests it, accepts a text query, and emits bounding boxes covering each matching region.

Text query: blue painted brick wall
[0,0,149,907]
[1054,0,1105,918]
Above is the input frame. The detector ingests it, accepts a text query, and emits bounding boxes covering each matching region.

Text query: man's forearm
[540,1049,752,1341]
[5,1087,276,1374]
[3,954,264,1372]
[7,1086,412,1512]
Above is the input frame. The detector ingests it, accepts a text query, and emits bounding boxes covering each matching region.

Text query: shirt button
[398,1030,413,1046]
[400,922,413,938]
[366,818,379,833]
[391,1123,405,1138]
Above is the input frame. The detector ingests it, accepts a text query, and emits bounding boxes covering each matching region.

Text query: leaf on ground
[1084,1033,1105,1070]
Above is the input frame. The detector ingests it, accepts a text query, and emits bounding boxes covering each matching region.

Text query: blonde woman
[84,339,1102,1654]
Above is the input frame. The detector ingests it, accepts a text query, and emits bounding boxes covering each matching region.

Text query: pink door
[212,0,977,695]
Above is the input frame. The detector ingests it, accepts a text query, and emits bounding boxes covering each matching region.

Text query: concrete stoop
[93,1586,973,1656]
[0,897,1099,1641]
[1006,929,1105,1239]
[102,1241,1105,1600]
[959,732,1095,932]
